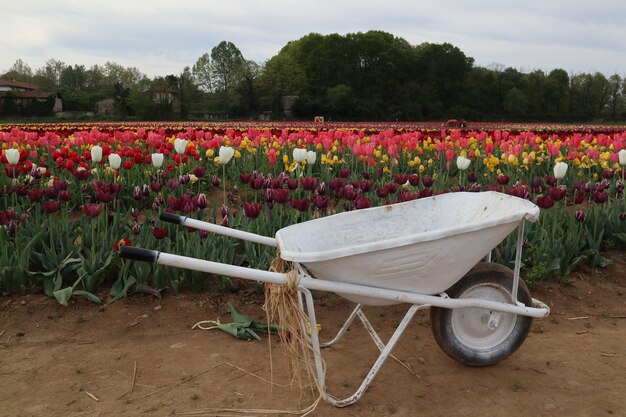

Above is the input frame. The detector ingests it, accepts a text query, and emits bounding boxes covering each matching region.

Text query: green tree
[211,41,245,92]
[2,59,33,82]
[608,74,623,118]
[60,65,88,92]
[33,59,67,91]
[191,53,214,93]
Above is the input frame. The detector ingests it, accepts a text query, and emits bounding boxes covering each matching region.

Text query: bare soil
[1,254,626,417]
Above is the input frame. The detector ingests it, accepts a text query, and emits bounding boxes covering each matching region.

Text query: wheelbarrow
[121,191,550,407]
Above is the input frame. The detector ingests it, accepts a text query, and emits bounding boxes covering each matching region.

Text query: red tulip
[153,227,168,240]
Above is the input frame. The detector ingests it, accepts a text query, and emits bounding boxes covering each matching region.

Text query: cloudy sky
[3,0,626,78]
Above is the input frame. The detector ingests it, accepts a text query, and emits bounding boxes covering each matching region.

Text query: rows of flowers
[2,122,626,304]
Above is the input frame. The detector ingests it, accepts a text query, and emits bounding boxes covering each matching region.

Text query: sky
[3,0,626,78]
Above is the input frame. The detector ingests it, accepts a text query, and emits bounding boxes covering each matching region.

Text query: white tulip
[218,146,235,165]
[108,153,122,170]
[306,150,317,165]
[619,149,626,166]
[91,145,103,163]
[151,153,164,169]
[456,156,471,171]
[5,148,20,165]
[174,138,188,155]
[293,148,307,162]
[553,161,568,179]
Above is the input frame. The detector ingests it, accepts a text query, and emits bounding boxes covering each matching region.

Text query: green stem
[222,164,227,207]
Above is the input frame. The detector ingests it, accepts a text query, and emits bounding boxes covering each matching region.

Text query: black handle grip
[160,212,185,225]
[120,246,159,263]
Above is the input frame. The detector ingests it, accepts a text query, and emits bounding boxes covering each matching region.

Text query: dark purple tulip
[355,197,371,209]
[575,209,586,222]
[221,205,228,218]
[329,178,347,190]
[496,175,510,185]
[199,230,209,239]
[8,220,17,235]
[313,195,330,210]
[574,191,586,204]
[531,178,543,189]
[547,186,566,201]
[30,167,42,179]
[290,198,310,212]
[343,185,358,201]
[592,190,608,204]
[28,189,44,202]
[193,166,206,178]
[152,196,164,211]
[616,180,624,192]
[376,187,389,198]
[339,168,351,178]
[300,177,318,191]
[18,213,29,223]
[195,193,207,209]
[82,203,102,218]
[421,176,434,188]
[133,186,143,201]
[398,191,418,202]
[251,175,265,190]
[408,174,420,186]
[167,178,179,190]
[603,170,614,180]
[243,202,263,219]
[179,174,190,184]
[153,227,168,239]
[467,172,478,183]
[58,190,71,202]
[287,178,299,190]
[131,223,142,235]
[394,174,408,185]
[150,180,163,192]
[536,195,555,209]
[142,184,150,197]
[544,175,557,187]
[271,188,289,203]
[316,181,326,195]
[73,168,91,181]
[43,200,61,214]
[385,182,398,194]
[131,207,140,219]
[358,180,372,192]
[239,172,251,184]
[221,216,229,227]
[211,175,221,187]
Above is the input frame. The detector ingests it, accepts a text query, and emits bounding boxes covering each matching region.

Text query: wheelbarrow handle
[158,212,278,247]
[160,212,185,225]
[120,246,159,263]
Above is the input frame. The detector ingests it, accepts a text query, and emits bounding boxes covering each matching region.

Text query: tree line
[2,31,625,122]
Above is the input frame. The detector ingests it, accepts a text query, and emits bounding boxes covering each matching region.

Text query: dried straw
[263,248,322,407]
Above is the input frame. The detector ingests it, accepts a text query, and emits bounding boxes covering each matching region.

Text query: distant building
[95,98,116,116]
[0,79,62,114]
[281,95,298,118]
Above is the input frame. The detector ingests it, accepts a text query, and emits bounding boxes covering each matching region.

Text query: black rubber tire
[430,262,533,367]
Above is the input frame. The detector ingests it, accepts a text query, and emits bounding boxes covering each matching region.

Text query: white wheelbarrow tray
[121,191,550,407]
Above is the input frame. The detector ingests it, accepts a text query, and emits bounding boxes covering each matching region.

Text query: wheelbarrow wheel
[430,262,533,367]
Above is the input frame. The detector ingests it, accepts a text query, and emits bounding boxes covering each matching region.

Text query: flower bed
[2,122,626,304]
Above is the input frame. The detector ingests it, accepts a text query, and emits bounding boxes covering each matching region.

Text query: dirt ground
[1,253,626,417]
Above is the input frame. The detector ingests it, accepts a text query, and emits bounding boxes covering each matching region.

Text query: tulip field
[2,121,626,305]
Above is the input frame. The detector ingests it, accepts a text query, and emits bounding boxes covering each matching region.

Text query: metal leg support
[319,304,362,348]
[299,286,423,408]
